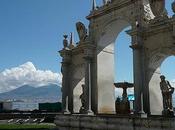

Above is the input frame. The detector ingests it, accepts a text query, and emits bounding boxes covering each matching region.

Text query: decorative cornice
[59,41,96,57]
[59,49,72,63]
[86,0,137,20]
[144,18,173,37]
[126,29,144,37]
[127,17,175,38]
[59,49,71,55]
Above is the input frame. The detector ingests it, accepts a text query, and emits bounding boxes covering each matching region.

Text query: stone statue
[80,84,86,113]
[63,35,68,49]
[160,75,174,114]
[149,0,167,17]
[76,22,87,42]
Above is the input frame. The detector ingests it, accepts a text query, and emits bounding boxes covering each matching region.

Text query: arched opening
[161,56,175,107]
[71,55,85,113]
[97,19,133,113]
[148,53,175,115]
[114,26,134,113]
[148,0,174,18]
[114,27,133,83]
[165,0,174,16]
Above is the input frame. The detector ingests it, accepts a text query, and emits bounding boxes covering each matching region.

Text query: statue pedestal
[115,100,130,115]
[162,109,174,117]
[138,111,147,118]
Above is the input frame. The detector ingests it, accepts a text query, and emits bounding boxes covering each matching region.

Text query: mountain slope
[0,84,62,102]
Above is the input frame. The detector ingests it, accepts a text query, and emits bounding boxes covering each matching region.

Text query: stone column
[84,46,94,115]
[130,42,143,114]
[60,51,71,114]
[129,18,149,114]
[131,34,150,114]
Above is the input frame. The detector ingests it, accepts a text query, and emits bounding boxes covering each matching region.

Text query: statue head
[160,75,165,80]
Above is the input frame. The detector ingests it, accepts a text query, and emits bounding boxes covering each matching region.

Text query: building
[12,101,38,111]
[55,0,175,130]
[0,101,39,111]
[39,102,62,112]
[3,102,13,110]
[0,102,3,111]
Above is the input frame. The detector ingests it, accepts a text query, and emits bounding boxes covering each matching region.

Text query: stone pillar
[83,46,94,115]
[130,33,150,114]
[84,57,94,115]
[60,51,71,114]
[130,42,143,114]
[129,19,149,113]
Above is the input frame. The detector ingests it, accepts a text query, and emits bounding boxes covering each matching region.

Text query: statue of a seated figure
[160,75,174,116]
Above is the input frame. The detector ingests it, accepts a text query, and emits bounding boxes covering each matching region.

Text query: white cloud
[0,62,62,93]
[171,80,175,88]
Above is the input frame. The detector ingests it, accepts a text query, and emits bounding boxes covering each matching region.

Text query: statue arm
[167,81,173,88]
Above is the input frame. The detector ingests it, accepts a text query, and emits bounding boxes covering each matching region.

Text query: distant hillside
[0,84,62,102]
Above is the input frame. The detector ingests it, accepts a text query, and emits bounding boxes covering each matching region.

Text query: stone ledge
[55,114,175,130]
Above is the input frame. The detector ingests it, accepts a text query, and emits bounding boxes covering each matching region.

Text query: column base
[138,111,147,118]
[63,110,71,115]
[87,110,94,115]
[162,109,174,117]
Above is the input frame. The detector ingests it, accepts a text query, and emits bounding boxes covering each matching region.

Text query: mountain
[0,84,62,103]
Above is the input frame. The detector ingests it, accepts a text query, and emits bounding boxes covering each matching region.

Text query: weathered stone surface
[55,114,175,130]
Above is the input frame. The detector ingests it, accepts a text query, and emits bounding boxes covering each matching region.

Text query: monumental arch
[59,0,175,117]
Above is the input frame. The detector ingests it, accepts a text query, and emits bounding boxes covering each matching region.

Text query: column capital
[59,49,71,57]
[126,28,143,37]
[61,61,71,68]
[83,45,95,59]
[59,50,72,63]
[130,43,143,50]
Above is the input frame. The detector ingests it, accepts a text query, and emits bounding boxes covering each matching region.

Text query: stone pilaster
[83,44,95,115]
[129,27,147,114]
[130,42,142,114]
[60,50,71,114]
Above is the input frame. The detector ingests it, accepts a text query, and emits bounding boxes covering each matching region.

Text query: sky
[0,0,91,93]
[0,0,175,93]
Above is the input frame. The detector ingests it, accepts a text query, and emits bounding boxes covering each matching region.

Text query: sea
[12,102,39,111]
